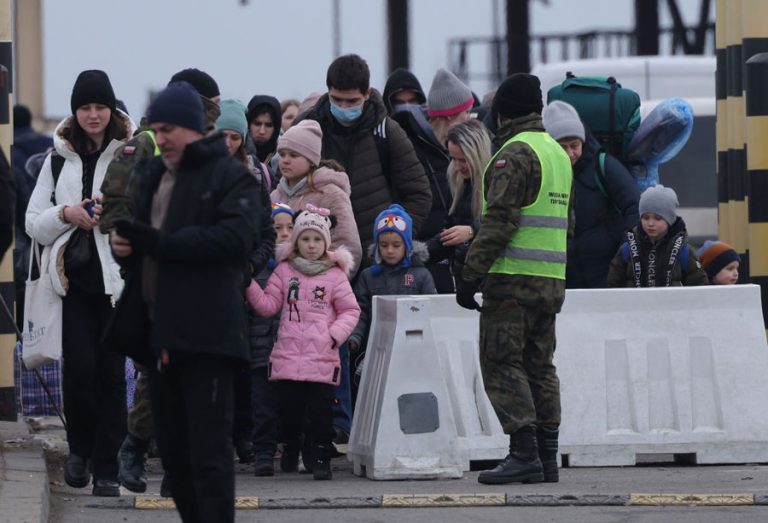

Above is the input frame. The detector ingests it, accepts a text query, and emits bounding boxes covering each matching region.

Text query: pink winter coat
[271,166,363,276]
[246,244,361,385]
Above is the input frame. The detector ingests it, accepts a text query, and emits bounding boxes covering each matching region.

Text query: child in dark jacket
[349,205,437,355]
[607,184,708,287]
[249,202,295,476]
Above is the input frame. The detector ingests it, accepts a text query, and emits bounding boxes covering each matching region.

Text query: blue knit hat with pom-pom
[372,204,413,274]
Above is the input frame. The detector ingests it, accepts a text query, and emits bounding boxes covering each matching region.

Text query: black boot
[312,444,332,480]
[117,434,149,493]
[477,426,544,485]
[160,473,172,498]
[537,426,559,483]
[64,453,90,488]
[280,445,299,473]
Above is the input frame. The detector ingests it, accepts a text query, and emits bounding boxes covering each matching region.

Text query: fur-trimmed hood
[53,109,135,159]
[276,242,355,279]
[365,239,430,268]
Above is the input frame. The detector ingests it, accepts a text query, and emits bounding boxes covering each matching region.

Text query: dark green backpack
[547,74,641,161]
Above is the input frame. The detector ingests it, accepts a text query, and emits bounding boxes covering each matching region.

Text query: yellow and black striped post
[716,0,748,263]
[0,0,14,421]
[745,49,768,324]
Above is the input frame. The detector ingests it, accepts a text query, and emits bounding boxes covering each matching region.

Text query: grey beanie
[639,184,679,225]
[427,68,474,118]
[542,101,585,142]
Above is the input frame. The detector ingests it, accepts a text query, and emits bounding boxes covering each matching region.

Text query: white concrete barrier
[557,284,768,466]
[348,295,508,480]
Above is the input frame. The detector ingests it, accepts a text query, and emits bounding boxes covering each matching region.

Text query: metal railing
[449,24,716,87]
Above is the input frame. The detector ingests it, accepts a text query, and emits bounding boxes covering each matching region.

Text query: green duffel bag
[547,74,641,161]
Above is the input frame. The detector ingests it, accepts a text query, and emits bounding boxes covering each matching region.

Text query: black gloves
[114,219,161,256]
[456,278,481,311]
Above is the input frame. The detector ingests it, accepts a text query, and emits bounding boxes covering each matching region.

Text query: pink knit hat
[277,119,322,166]
[291,203,332,252]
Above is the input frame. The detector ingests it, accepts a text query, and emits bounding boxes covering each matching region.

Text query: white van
[532,57,717,243]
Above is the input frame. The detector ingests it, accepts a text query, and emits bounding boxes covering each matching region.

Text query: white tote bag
[22,241,63,369]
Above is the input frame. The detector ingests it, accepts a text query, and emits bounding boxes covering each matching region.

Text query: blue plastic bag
[626,98,694,190]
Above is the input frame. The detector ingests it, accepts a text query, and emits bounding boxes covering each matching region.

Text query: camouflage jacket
[462,114,575,313]
[99,121,157,233]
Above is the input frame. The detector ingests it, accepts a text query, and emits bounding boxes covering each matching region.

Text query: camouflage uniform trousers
[127,363,155,441]
[478,296,561,434]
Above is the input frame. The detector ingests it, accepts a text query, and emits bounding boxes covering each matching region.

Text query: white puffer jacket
[25,111,135,300]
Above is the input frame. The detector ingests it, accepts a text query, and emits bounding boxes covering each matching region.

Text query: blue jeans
[332,341,352,434]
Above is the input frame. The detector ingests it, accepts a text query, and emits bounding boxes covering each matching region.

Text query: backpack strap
[594,151,622,214]
[49,153,65,206]
[679,244,689,269]
[621,241,629,263]
[373,119,394,197]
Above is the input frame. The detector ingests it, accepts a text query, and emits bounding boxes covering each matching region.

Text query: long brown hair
[66,110,128,154]
[306,159,345,192]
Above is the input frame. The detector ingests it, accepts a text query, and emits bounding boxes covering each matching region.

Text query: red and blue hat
[373,204,413,270]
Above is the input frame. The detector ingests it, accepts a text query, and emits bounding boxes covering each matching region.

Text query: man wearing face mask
[297,54,431,254]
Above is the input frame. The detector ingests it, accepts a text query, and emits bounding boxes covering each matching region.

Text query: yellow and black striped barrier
[0,0,15,421]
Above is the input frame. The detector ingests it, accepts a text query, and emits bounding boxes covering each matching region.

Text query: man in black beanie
[168,67,221,132]
[456,73,575,485]
[109,81,262,523]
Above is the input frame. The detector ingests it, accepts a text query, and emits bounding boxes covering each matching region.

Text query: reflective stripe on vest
[143,130,161,157]
[482,131,572,279]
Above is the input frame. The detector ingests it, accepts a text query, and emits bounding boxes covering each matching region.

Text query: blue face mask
[330,102,363,123]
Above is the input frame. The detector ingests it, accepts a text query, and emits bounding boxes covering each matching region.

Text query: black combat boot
[477,426,544,485]
[536,426,560,483]
[117,434,149,493]
[311,444,333,480]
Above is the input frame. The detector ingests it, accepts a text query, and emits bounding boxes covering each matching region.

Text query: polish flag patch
[123,146,137,155]
[494,159,507,168]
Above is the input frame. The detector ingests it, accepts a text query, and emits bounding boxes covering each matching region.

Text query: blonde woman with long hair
[426,119,491,288]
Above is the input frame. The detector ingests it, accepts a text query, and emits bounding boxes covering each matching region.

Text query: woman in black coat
[543,101,640,288]
[426,120,491,289]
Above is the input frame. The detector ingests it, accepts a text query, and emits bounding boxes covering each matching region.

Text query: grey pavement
[0,420,49,523]
[10,417,768,522]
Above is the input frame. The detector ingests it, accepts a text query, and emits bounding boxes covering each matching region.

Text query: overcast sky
[39,0,713,119]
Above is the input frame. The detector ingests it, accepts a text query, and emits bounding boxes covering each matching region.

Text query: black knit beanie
[168,68,220,99]
[70,70,117,114]
[492,73,543,120]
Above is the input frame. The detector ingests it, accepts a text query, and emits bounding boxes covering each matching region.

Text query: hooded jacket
[246,243,361,385]
[382,68,426,114]
[606,217,709,288]
[349,242,436,347]
[25,111,135,300]
[567,133,640,288]
[297,90,431,251]
[270,165,362,275]
[246,95,282,164]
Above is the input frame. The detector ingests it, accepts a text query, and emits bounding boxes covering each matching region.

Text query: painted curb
[133,492,761,510]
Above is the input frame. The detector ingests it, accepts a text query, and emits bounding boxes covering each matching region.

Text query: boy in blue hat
[349,205,436,354]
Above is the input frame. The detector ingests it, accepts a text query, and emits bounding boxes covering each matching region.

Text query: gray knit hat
[427,68,473,118]
[639,184,679,225]
[542,101,585,142]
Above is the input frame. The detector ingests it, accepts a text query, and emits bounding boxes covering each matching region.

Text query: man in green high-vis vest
[457,73,575,485]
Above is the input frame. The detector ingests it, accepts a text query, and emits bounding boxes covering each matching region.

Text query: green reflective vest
[482,131,572,279]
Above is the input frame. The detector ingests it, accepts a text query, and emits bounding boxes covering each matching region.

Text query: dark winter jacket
[349,242,436,347]
[390,104,452,242]
[606,217,708,288]
[567,134,640,288]
[426,178,479,284]
[109,133,262,363]
[298,90,431,251]
[382,68,426,114]
[247,158,276,276]
[246,95,281,164]
[248,263,279,368]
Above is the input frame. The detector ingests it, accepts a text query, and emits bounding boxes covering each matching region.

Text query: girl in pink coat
[247,204,360,481]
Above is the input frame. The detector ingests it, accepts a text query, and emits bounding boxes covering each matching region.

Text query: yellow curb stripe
[135,496,260,510]
[630,493,754,506]
[382,493,506,507]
